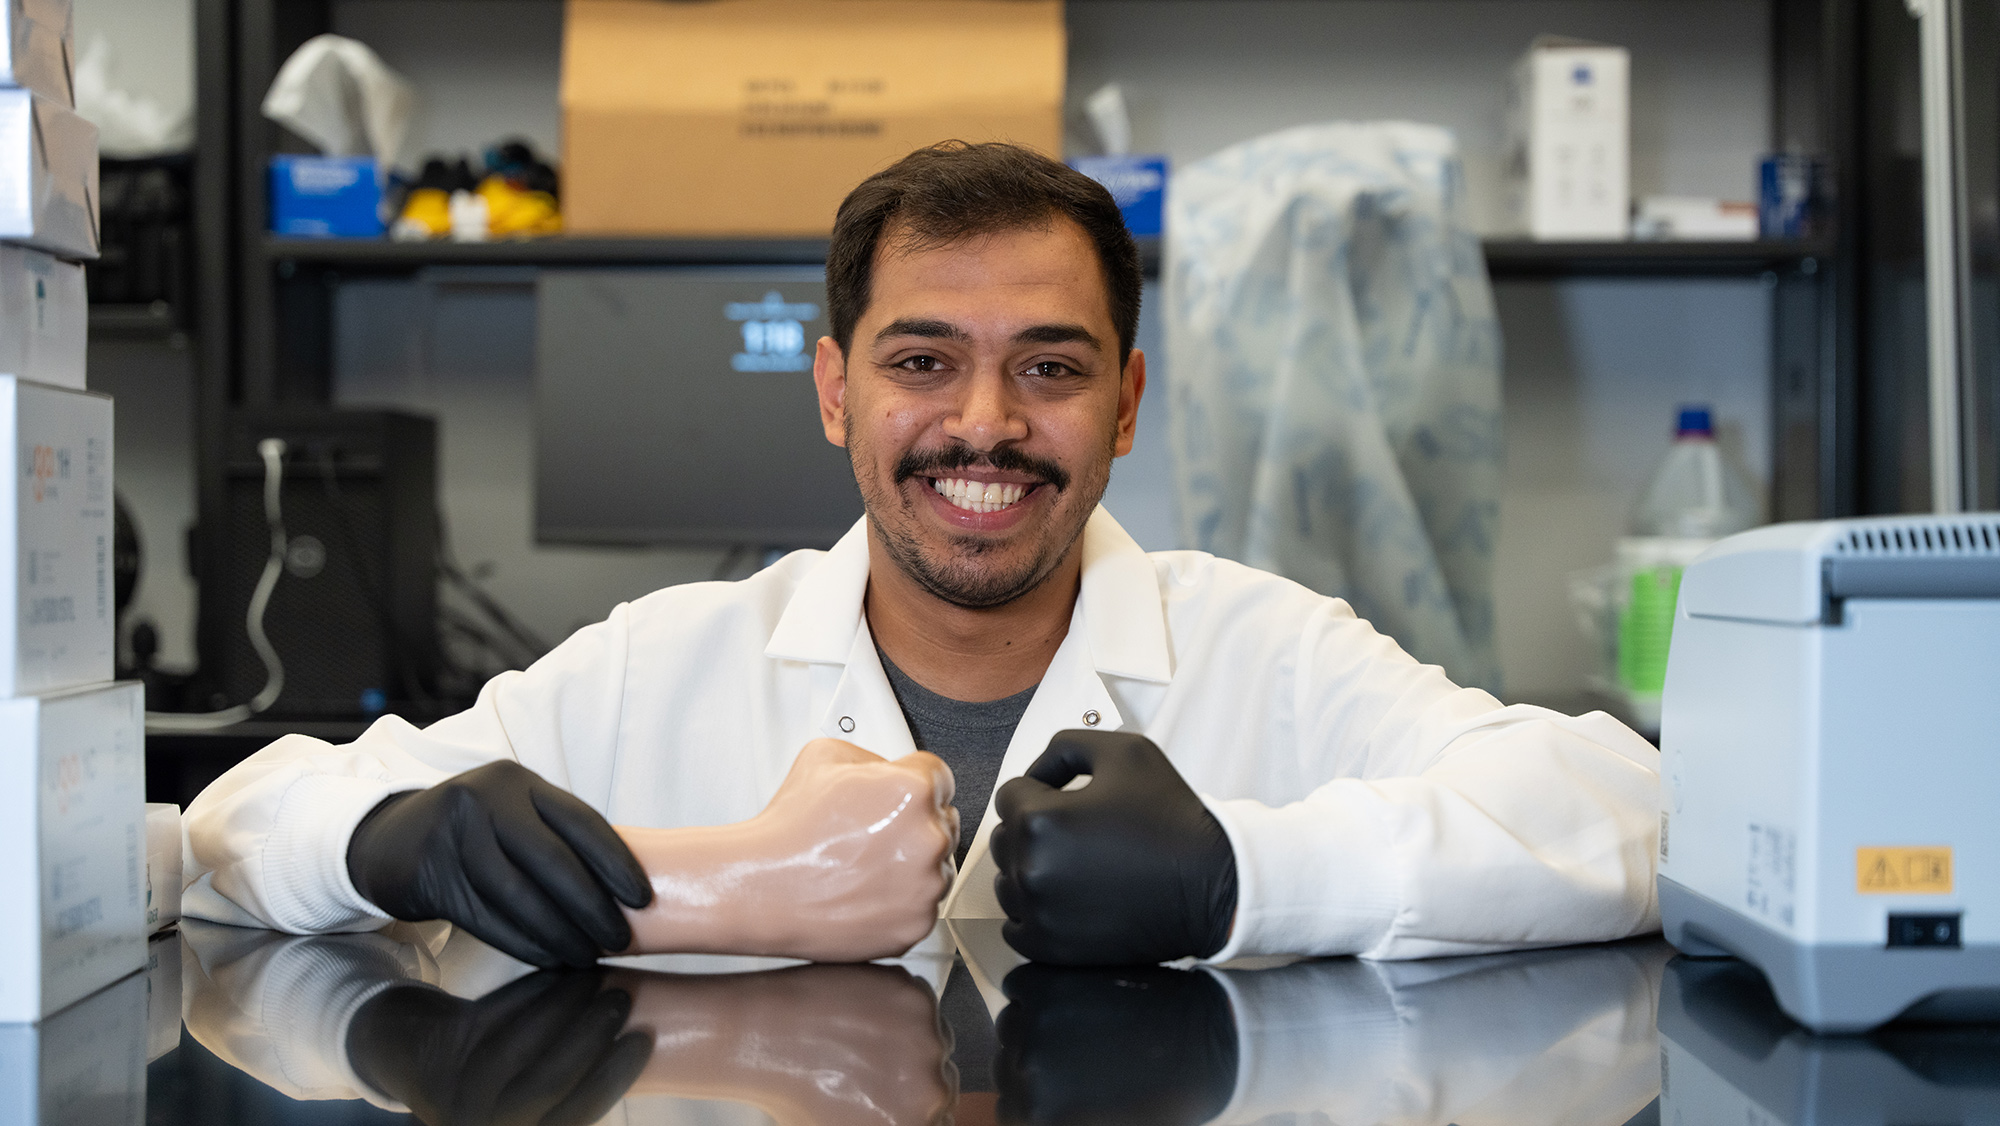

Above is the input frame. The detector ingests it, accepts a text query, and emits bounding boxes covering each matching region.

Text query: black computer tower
[207,410,442,718]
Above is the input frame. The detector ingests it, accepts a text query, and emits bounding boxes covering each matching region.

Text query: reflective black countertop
[19,922,1998,1124]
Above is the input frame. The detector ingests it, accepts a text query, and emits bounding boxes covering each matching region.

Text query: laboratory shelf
[1480,238,1832,278]
[265,234,1817,279]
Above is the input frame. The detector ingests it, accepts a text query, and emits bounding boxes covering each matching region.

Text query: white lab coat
[184,508,1661,961]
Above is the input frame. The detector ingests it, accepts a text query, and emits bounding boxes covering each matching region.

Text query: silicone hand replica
[616,738,958,961]
[995,963,1239,1125]
[347,971,652,1126]
[611,963,954,1125]
[991,730,1239,965]
[346,760,654,969]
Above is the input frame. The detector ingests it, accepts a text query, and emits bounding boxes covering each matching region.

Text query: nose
[941,368,1028,452]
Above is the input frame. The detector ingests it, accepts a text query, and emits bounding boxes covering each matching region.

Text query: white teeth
[930,477,1029,514]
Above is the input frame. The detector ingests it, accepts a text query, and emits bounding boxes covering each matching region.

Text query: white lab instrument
[1659,515,2000,1030]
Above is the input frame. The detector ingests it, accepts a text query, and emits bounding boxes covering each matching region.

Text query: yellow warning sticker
[1857,847,1953,894]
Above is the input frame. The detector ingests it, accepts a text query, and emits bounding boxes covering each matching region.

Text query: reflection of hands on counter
[985,941,1670,1126]
[346,972,650,1126]
[612,962,956,1125]
[616,738,959,962]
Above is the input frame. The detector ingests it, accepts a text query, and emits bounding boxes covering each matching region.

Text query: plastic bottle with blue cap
[1614,405,1760,729]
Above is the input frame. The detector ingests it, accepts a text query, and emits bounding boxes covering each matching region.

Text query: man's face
[813,219,1144,609]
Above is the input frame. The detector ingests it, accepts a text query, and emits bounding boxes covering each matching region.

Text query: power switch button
[1887,913,1961,948]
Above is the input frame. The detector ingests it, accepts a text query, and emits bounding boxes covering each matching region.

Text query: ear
[813,335,849,447]
[1112,348,1146,458]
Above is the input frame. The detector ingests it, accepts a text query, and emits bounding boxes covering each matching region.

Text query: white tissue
[1084,82,1132,157]
[73,35,193,158]
[259,34,414,169]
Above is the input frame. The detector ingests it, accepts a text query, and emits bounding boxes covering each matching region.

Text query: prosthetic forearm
[615,738,959,962]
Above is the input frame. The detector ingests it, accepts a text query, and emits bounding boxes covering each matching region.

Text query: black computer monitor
[534,267,865,547]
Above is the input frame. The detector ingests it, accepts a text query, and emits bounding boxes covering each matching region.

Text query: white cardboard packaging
[0,968,146,1123]
[0,88,98,259]
[0,244,85,390]
[1505,37,1630,240]
[0,375,113,698]
[0,0,72,107]
[0,682,146,1023]
[143,803,180,936]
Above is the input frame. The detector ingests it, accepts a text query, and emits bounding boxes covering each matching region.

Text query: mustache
[893,444,1071,492]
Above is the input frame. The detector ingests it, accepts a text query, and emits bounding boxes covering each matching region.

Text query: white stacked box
[0,0,146,1030]
[0,682,145,1023]
[1504,37,1630,240]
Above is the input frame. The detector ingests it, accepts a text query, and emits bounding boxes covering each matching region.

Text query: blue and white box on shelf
[268,155,383,238]
[1069,155,1168,238]
[0,244,84,390]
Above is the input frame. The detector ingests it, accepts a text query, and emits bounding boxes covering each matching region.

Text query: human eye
[1024,359,1085,380]
[892,353,943,373]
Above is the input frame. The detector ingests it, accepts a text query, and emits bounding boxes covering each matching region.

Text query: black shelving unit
[188,0,1874,715]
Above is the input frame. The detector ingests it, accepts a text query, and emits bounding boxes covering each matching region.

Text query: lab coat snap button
[838,716,856,733]
[1082,710,1101,727]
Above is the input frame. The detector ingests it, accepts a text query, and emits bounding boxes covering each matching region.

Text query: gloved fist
[991,730,1238,965]
[346,971,651,1126]
[618,738,958,961]
[346,760,653,969]
[994,963,1238,1125]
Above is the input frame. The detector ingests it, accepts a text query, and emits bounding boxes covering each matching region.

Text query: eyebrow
[871,318,1103,353]
[874,318,968,344]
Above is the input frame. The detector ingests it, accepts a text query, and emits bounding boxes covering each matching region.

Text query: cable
[147,439,290,732]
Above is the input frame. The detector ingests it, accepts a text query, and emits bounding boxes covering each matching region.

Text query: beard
[847,417,1110,610]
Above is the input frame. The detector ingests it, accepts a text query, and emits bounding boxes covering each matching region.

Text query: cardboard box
[0,682,147,1024]
[560,0,1064,237]
[268,155,384,238]
[0,88,97,259]
[0,0,73,107]
[1504,37,1629,240]
[1,375,113,698]
[0,244,85,390]
[0,969,145,1120]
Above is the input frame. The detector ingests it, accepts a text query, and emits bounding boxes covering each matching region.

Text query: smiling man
[182,142,1662,970]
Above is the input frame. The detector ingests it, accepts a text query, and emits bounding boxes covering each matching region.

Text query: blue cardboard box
[1069,155,1168,238]
[269,155,383,238]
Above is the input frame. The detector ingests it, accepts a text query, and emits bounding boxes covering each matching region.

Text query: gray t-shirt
[876,647,1037,867]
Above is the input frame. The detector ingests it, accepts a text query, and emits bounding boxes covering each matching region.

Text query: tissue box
[0,682,146,1023]
[0,245,85,390]
[560,0,1063,236]
[143,805,179,936]
[0,0,73,106]
[0,969,145,1121]
[1069,155,1168,238]
[1,375,113,698]
[0,88,96,259]
[268,155,383,238]
[1505,37,1629,240]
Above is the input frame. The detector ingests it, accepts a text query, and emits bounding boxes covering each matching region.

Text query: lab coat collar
[763,507,1173,685]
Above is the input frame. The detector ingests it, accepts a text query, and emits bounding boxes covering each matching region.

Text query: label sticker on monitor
[1857,847,1952,894]
[728,291,819,372]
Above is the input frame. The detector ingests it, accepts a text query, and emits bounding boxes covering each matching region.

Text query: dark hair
[826,141,1143,362]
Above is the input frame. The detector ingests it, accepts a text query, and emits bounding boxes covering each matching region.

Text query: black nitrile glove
[990,730,1238,965]
[993,963,1239,1125]
[346,760,653,968]
[347,970,652,1126]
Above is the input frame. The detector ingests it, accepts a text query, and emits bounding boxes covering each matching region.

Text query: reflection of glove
[994,963,1238,1125]
[346,971,651,1126]
[991,731,1237,965]
[346,761,653,968]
